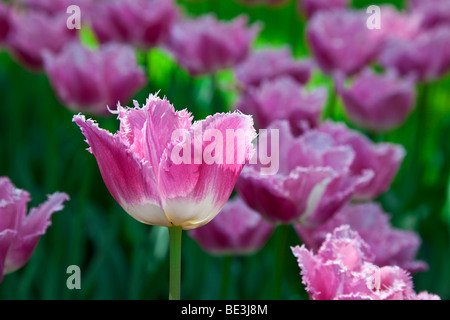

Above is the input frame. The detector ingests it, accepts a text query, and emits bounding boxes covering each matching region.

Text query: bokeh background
[1,0,449,300]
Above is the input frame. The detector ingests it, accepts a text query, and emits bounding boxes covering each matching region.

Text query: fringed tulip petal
[295,202,428,273]
[291,225,440,300]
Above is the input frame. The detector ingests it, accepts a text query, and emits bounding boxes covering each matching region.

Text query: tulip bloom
[378,26,450,81]
[6,10,77,70]
[316,121,405,200]
[234,47,312,88]
[236,76,327,135]
[337,68,416,132]
[189,196,274,255]
[409,0,450,29]
[295,202,427,273]
[306,9,380,76]
[90,0,179,49]
[0,177,69,282]
[166,14,260,76]
[236,120,373,226]
[298,0,350,19]
[291,225,440,300]
[73,93,256,230]
[44,42,147,116]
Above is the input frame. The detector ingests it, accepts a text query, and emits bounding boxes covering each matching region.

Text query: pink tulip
[306,9,380,76]
[90,0,179,49]
[378,25,450,81]
[295,202,428,273]
[0,177,69,282]
[6,10,77,70]
[316,121,405,200]
[166,14,260,76]
[73,93,256,230]
[337,68,416,132]
[236,120,373,226]
[234,47,312,88]
[189,196,274,255]
[298,0,350,18]
[43,42,147,116]
[236,76,327,135]
[409,0,450,29]
[291,225,440,300]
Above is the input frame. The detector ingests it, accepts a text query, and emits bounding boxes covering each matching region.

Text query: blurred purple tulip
[189,196,274,255]
[236,120,373,226]
[6,10,77,70]
[17,0,92,15]
[0,2,12,44]
[316,121,406,200]
[43,42,147,116]
[298,0,350,18]
[378,25,450,81]
[409,0,450,29]
[90,0,179,49]
[236,76,327,135]
[73,93,256,230]
[234,47,312,88]
[166,14,260,76]
[291,225,440,300]
[337,68,416,132]
[295,202,428,273]
[0,177,69,282]
[306,9,380,76]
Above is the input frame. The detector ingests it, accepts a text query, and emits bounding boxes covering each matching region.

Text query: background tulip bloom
[409,0,450,30]
[233,47,312,88]
[166,14,260,76]
[316,121,406,200]
[291,225,440,300]
[44,42,147,116]
[90,0,179,49]
[189,196,274,255]
[6,10,77,70]
[236,76,327,135]
[0,177,69,282]
[73,93,256,230]
[298,0,350,19]
[236,120,373,226]
[306,9,380,76]
[337,69,416,132]
[378,26,450,82]
[295,202,428,273]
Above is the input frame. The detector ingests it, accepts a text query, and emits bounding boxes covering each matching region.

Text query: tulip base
[169,225,182,300]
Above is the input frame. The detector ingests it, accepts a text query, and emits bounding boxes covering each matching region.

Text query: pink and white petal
[142,94,193,178]
[73,114,168,226]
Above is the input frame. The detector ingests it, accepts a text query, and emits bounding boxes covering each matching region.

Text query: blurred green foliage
[0,0,449,299]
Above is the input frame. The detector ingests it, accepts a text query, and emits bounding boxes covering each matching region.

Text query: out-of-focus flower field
[0,0,449,300]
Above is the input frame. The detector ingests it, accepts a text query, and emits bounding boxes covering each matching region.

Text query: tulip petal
[73,114,169,226]
[159,112,256,229]
[3,192,69,274]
